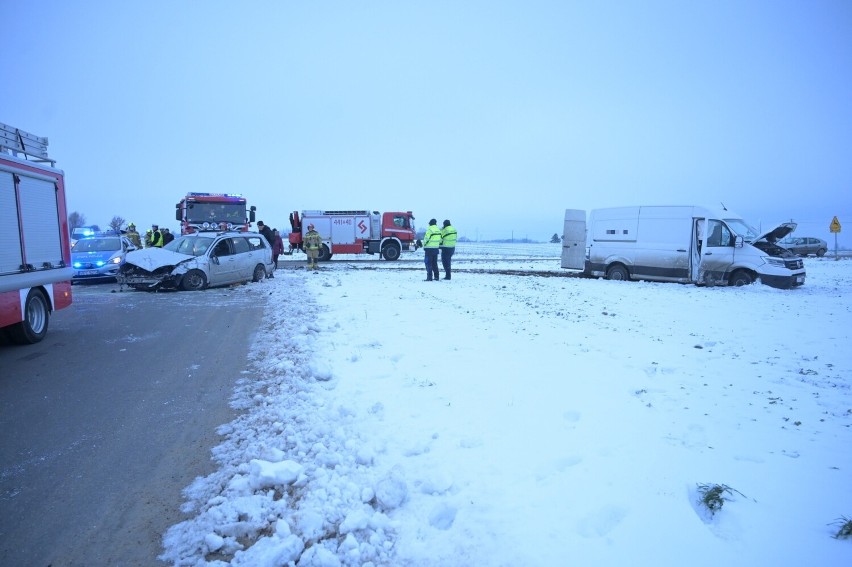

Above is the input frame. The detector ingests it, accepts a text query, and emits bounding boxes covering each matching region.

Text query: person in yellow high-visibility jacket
[422,219,442,281]
[149,224,164,247]
[440,219,457,280]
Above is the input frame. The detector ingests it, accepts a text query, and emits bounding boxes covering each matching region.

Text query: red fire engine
[288,210,417,261]
[175,192,256,234]
[0,122,73,344]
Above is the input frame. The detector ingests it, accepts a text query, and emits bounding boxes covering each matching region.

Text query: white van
[561,206,805,289]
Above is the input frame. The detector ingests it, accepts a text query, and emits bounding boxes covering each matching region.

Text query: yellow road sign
[830,216,841,233]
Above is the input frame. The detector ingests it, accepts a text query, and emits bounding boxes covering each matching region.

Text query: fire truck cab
[175,192,256,234]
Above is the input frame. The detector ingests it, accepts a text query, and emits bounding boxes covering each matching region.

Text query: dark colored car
[783,237,828,257]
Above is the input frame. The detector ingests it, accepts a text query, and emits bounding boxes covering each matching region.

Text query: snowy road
[0,283,268,566]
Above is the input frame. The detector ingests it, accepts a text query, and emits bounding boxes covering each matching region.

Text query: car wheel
[381,242,401,261]
[8,289,50,344]
[252,264,266,282]
[317,244,332,262]
[729,269,754,287]
[606,264,629,281]
[180,269,208,291]
[816,248,826,257]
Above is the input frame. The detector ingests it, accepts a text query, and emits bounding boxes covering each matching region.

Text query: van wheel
[382,242,401,261]
[181,269,208,291]
[252,264,266,282]
[8,289,50,344]
[606,264,629,281]
[816,248,826,257]
[317,244,332,262]
[729,270,753,287]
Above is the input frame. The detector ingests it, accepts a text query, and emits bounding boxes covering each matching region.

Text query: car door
[244,235,270,276]
[230,236,253,279]
[805,238,817,255]
[207,237,240,285]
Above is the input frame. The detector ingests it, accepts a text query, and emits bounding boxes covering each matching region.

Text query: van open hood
[125,248,193,271]
[752,222,796,244]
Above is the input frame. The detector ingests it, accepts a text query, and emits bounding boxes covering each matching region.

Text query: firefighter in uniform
[126,223,142,248]
[440,219,457,280]
[304,223,322,271]
[423,219,442,281]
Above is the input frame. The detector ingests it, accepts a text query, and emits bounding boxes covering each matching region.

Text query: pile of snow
[161,251,852,566]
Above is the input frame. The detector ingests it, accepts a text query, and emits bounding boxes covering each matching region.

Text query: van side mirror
[211,255,220,265]
[734,235,744,248]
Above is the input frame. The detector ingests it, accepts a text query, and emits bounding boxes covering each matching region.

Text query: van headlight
[763,257,785,267]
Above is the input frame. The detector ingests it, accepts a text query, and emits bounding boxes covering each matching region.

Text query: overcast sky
[2,1,850,242]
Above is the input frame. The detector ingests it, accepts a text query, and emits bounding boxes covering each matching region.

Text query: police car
[71,233,138,283]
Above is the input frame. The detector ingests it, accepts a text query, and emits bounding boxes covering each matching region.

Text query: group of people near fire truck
[123,223,175,248]
[422,219,457,281]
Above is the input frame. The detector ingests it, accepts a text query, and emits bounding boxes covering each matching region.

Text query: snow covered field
[161,246,852,566]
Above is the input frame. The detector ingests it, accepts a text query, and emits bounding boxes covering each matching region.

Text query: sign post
[829,216,841,260]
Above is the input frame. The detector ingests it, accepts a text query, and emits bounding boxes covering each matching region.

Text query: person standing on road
[270,228,284,278]
[304,223,322,271]
[257,221,274,247]
[423,218,442,281]
[150,224,164,248]
[161,227,175,245]
[440,219,457,280]
[126,223,142,248]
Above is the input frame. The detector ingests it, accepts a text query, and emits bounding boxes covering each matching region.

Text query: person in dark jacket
[270,228,284,278]
[161,227,175,245]
[257,221,274,246]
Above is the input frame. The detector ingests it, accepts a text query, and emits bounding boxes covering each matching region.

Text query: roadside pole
[830,216,841,260]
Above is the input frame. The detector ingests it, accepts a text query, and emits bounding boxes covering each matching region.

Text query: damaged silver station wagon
[117,231,274,291]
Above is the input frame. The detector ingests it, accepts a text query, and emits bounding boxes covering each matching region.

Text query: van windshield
[724,219,760,242]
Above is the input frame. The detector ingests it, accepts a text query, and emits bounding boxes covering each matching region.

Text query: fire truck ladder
[0,122,54,166]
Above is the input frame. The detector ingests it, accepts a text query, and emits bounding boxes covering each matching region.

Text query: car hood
[125,248,194,271]
[752,222,796,244]
[72,251,119,263]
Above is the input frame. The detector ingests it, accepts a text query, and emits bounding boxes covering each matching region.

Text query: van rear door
[561,209,586,270]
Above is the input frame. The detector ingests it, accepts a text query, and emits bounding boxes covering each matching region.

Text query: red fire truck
[0,122,73,344]
[175,192,256,234]
[288,210,417,261]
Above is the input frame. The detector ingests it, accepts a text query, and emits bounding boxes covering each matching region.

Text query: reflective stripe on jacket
[304,230,322,251]
[423,225,442,248]
[440,225,457,248]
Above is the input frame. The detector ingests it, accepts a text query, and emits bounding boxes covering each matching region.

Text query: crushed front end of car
[117,248,194,291]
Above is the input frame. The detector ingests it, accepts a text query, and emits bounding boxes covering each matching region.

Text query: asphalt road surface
[0,281,267,566]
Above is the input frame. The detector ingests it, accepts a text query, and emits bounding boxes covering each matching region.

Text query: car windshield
[165,235,215,257]
[724,219,760,241]
[73,238,121,252]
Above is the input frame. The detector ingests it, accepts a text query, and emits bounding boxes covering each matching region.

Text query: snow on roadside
[161,256,852,566]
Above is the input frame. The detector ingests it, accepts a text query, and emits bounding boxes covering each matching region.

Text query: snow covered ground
[160,244,852,566]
